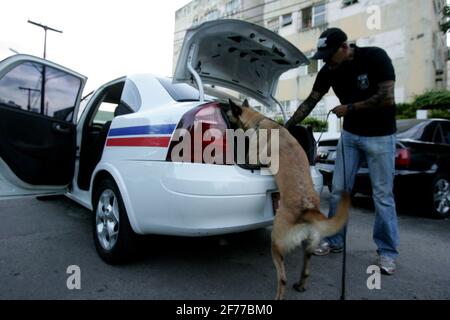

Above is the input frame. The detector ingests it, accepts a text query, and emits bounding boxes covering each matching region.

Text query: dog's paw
[293,283,306,293]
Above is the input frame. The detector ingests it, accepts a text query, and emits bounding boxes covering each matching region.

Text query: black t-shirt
[313,45,396,136]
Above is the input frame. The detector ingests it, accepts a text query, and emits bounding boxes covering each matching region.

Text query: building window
[301,3,326,29]
[300,52,324,76]
[308,59,318,75]
[267,17,280,33]
[226,0,240,15]
[342,0,358,8]
[301,7,312,29]
[299,60,318,76]
[313,3,326,27]
[204,9,220,22]
[433,0,444,13]
[281,13,293,27]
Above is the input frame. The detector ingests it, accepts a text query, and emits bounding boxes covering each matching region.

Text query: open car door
[0,54,86,199]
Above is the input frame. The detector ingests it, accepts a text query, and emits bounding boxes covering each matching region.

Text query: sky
[0,0,192,92]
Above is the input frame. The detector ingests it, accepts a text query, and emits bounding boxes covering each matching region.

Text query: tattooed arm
[285,91,325,128]
[333,81,395,117]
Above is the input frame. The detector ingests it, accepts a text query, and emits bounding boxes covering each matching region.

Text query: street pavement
[0,190,449,300]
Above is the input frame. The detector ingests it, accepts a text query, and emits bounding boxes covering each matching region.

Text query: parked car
[316,119,450,218]
[0,20,322,264]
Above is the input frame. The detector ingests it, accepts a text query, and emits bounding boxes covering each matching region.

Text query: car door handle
[52,123,72,134]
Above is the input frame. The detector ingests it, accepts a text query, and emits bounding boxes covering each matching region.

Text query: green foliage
[429,109,450,120]
[396,91,450,120]
[413,91,450,109]
[274,116,284,125]
[301,117,328,132]
[441,5,450,33]
[396,103,417,119]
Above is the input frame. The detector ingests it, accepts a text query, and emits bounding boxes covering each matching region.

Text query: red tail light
[166,102,232,164]
[395,148,411,167]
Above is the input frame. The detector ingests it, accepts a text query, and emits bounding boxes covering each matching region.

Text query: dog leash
[314,110,333,149]
[315,111,348,301]
[339,117,347,301]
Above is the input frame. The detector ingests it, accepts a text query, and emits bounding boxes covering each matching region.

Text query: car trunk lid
[173,19,309,106]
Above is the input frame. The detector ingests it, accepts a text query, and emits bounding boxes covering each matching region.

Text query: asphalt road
[0,190,449,300]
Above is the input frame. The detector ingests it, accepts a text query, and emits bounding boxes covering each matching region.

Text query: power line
[173,0,321,44]
[174,0,279,35]
[27,20,63,115]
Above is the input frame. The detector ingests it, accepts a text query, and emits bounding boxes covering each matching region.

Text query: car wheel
[93,178,139,264]
[431,174,450,219]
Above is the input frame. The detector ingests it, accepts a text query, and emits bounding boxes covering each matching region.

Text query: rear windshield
[396,119,427,133]
[157,77,200,102]
[396,120,429,140]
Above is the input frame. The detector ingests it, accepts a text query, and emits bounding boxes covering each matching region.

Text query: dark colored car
[316,119,450,218]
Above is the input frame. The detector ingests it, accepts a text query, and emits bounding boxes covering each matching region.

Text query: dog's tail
[303,192,351,238]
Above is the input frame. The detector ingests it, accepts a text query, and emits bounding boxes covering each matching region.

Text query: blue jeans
[326,130,399,259]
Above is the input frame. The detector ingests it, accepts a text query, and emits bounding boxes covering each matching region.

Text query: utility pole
[19,86,41,111]
[27,20,62,59]
[27,20,62,115]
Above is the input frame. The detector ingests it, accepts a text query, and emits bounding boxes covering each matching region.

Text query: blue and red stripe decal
[106,124,176,147]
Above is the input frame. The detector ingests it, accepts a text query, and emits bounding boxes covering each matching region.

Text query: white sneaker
[378,255,396,275]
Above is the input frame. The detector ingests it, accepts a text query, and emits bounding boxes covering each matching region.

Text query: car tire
[93,178,139,264]
[430,173,450,219]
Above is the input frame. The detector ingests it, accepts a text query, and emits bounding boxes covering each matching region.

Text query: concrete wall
[274,0,447,127]
[173,0,448,131]
[173,0,265,73]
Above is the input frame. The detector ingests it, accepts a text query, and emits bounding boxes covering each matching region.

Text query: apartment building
[174,0,448,133]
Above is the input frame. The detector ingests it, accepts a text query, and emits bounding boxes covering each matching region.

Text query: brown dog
[224,99,350,300]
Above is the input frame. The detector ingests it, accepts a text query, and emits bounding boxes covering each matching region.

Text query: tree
[440,4,450,33]
[396,91,450,120]
[396,103,417,119]
[302,117,328,132]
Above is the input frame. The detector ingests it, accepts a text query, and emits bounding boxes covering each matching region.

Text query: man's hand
[332,105,349,118]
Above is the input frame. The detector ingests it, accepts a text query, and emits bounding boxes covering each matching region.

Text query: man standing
[285,28,399,275]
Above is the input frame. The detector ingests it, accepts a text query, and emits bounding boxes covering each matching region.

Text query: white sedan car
[0,20,322,263]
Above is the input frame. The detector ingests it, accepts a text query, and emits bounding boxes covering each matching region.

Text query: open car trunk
[174,19,308,107]
[217,99,317,169]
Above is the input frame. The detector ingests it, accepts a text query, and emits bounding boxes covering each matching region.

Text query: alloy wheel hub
[96,189,120,250]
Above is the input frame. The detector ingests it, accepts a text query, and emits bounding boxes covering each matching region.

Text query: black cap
[312,28,348,61]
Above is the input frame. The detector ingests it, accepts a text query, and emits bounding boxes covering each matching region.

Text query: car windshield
[396,119,429,140]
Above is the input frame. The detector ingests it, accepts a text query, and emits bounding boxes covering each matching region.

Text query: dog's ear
[242,99,250,108]
[229,99,242,118]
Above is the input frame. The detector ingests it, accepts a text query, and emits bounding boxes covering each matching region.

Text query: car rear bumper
[112,161,278,236]
[108,161,323,236]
